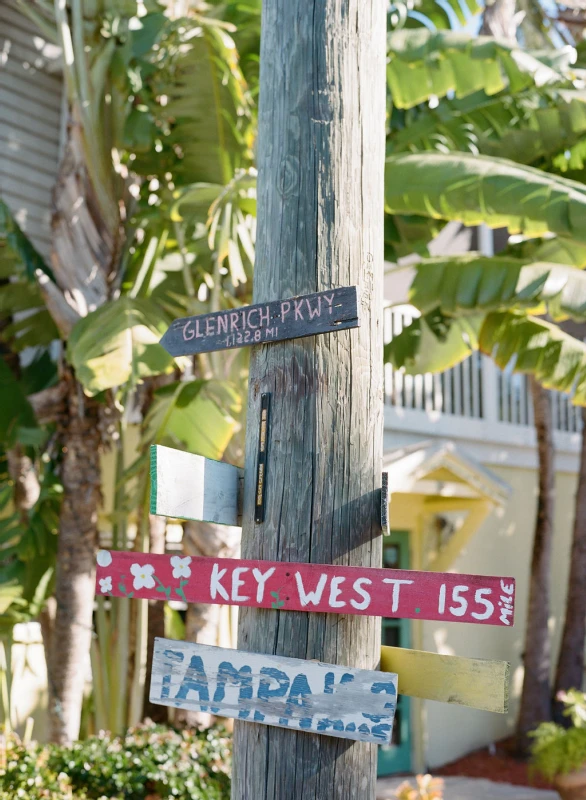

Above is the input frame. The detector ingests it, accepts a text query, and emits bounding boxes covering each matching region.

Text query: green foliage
[387,30,576,110]
[0,458,60,629]
[531,691,586,780]
[164,23,254,187]
[143,379,241,460]
[67,297,176,396]
[0,203,59,353]
[403,0,480,30]
[479,312,586,402]
[0,723,231,800]
[0,199,54,282]
[386,305,586,403]
[384,313,481,373]
[404,256,586,321]
[129,10,254,190]
[0,361,37,449]
[559,689,586,728]
[388,88,586,173]
[385,152,586,241]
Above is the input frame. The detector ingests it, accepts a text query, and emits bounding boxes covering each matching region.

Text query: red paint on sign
[96,551,515,627]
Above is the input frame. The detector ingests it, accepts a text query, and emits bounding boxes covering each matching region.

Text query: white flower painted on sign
[130,563,156,590]
[97,550,112,568]
[170,555,192,580]
[99,576,112,594]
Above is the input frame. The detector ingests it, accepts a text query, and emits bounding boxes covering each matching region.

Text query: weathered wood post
[232,1,387,797]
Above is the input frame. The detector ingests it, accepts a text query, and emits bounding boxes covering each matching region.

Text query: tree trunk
[516,377,555,753]
[48,371,102,744]
[480,0,519,40]
[6,443,55,686]
[175,521,240,728]
[6,445,40,523]
[142,513,168,724]
[553,405,586,723]
[232,1,386,797]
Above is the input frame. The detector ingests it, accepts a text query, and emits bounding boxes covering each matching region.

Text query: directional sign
[380,647,510,713]
[150,445,243,526]
[150,445,389,531]
[96,550,516,626]
[160,286,359,356]
[150,638,397,743]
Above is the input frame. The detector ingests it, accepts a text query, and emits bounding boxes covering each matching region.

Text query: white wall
[385,418,580,768]
[1,1,63,258]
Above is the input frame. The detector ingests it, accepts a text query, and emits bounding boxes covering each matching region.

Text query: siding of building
[0,1,62,258]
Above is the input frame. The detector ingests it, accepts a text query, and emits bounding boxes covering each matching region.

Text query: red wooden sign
[96,550,515,626]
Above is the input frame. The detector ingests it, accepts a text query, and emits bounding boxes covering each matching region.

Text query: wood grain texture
[97,550,516,626]
[150,639,398,744]
[150,445,242,526]
[160,287,359,356]
[380,647,510,713]
[232,1,387,798]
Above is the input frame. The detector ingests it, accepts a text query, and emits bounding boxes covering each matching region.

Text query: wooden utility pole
[232,1,387,797]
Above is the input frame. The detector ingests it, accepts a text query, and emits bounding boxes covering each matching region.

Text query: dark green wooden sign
[160,286,359,356]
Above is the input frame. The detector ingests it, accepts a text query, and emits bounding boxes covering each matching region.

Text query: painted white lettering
[438,583,446,614]
[281,301,291,323]
[252,567,276,603]
[232,567,250,602]
[350,578,372,610]
[471,588,494,620]
[217,314,228,334]
[294,298,304,321]
[329,576,346,608]
[205,316,215,336]
[210,563,229,601]
[295,572,328,606]
[259,306,270,326]
[230,311,239,332]
[382,578,414,613]
[449,585,469,617]
[322,293,335,314]
[265,327,277,338]
[248,309,259,328]
[183,321,195,341]
[500,580,514,596]
[195,319,204,338]
[306,297,321,319]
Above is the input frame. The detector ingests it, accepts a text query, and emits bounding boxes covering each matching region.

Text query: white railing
[384,307,582,434]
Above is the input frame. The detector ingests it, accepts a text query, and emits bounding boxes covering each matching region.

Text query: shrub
[0,721,231,800]
[530,690,586,782]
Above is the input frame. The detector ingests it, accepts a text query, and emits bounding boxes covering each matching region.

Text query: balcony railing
[384,307,582,434]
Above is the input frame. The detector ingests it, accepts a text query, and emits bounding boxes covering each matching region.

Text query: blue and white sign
[150,638,398,744]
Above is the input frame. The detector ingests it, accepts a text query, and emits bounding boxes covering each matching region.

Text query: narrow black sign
[160,286,359,356]
[255,393,270,524]
[381,471,389,536]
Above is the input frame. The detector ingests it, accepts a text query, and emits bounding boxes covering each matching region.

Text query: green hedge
[0,722,231,800]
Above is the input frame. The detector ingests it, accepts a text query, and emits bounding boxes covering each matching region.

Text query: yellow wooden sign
[380,646,509,714]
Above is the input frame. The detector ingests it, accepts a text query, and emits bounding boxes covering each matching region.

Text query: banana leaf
[385,152,586,241]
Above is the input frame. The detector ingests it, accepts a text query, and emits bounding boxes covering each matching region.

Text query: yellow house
[381,301,584,774]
